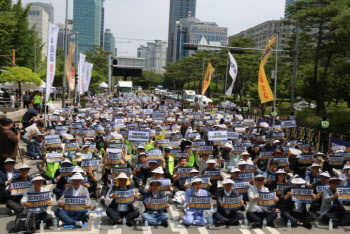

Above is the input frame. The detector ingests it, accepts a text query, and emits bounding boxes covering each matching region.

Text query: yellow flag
[258,37,275,103]
[202,62,215,95]
[65,42,76,91]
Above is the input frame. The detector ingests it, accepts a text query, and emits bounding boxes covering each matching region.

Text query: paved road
[1,152,349,234]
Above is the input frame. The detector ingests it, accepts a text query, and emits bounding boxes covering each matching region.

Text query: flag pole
[224,55,229,113]
[200,57,205,105]
[272,31,280,128]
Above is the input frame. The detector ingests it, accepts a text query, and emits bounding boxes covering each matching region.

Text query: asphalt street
[1,150,349,234]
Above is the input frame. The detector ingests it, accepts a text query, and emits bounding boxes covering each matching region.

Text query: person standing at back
[0,118,20,170]
[32,92,42,108]
[318,115,330,153]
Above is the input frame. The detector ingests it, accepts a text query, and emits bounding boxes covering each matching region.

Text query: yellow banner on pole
[258,37,275,103]
[202,62,215,95]
[65,42,76,91]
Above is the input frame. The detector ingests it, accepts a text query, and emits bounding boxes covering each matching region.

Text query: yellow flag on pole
[258,37,275,103]
[202,62,215,95]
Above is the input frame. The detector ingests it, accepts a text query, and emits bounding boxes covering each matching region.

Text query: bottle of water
[40,220,44,233]
[145,219,149,227]
[244,217,248,229]
[52,194,57,206]
[287,219,291,231]
[207,213,213,229]
[53,217,58,231]
[122,217,126,227]
[329,219,333,230]
[263,218,267,228]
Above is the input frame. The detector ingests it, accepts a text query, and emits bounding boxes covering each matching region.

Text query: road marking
[107,224,121,234]
[238,226,252,234]
[252,228,266,234]
[141,224,153,234]
[266,227,280,234]
[168,204,189,234]
[197,226,210,234]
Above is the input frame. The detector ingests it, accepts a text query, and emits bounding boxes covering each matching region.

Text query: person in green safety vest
[72,152,86,166]
[163,146,175,179]
[32,91,42,108]
[242,102,249,114]
[145,139,155,152]
[270,108,278,120]
[129,145,146,166]
[318,115,330,153]
[185,145,199,169]
[37,145,64,183]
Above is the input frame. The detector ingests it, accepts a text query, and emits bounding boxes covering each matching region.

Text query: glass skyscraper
[103,29,115,56]
[167,0,197,63]
[285,0,297,17]
[73,0,101,55]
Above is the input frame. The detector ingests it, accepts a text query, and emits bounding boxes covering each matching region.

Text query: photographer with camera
[0,118,20,170]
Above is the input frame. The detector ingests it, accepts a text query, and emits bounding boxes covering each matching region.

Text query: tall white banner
[225,52,238,97]
[45,23,59,102]
[83,62,93,92]
[78,53,86,95]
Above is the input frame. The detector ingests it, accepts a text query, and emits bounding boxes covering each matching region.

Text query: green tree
[0,66,41,94]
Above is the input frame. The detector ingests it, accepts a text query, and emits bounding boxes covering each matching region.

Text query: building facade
[100,0,105,47]
[137,40,167,74]
[28,5,49,59]
[229,19,294,50]
[29,2,54,23]
[167,0,197,63]
[103,29,116,56]
[57,20,73,51]
[173,15,228,61]
[285,0,297,17]
[73,0,101,55]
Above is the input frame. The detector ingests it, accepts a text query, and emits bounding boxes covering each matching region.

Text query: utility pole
[62,0,69,108]
[290,26,300,113]
[108,54,112,95]
[74,32,79,104]
[0,49,15,67]
[272,31,280,128]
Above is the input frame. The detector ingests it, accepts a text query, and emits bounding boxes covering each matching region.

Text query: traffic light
[113,59,118,65]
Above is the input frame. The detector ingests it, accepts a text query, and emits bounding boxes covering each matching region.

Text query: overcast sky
[21,0,285,56]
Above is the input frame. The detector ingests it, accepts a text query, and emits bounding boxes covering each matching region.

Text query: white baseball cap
[222,178,235,185]
[206,159,216,164]
[230,167,241,173]
[319,171,330,178]
[191,177,203,184]
[152,166,164,174]
[31,175,45,182]
[291,177,306,184]
[18,164,31,170]
[70,173,85,180]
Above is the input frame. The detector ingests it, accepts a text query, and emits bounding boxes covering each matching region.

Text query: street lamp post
[272,31,280,128]
[62,0,69,108]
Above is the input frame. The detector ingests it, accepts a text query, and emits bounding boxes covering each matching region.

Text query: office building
[173,14,228,61]
[229,19,294,50]
[28,5,49,58]
[73,0,101,55]
[57,20,73,51]
[103,29,116,56]
[167,0,197,63]
[285,0,297,17]
[100,0,105,47]
[137,40,167,74]
[29,2,54,23]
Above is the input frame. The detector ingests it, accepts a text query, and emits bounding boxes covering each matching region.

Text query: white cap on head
[273,140,280,144]
[224,142,233,148]
[237,160,248,166]
[230,167,241,173]
[72,167,85,173]
[4,158,15,163]
[311,163,322,168]
[255,174,265,179]
[61,159,73,165]
[222,178,235,185]
[149,179,162,185]
[191,177,203,184]
[276,169,286,174]
[71,173,85,180]
[151,166,164,174]
[18,164,31,170]
[241,151,250,156]
[206,159,216,164]
[190,168,199,173]
[31,175,45,182]
[116,173,129,180]
[291,177,306,184]
[319,171,330,178]
[343,164,350,171]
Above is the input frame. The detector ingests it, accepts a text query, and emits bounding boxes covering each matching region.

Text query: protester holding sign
[132,152,147,188]
[340,164,350,187]
[21,175,53,230]
[0,158,18,204]
[53,159,75,199]
[106,173,139,226]
[310,171,330,213]
[55,173,91,228]
[213,178,244,226]
[281,177,316,229]
[305,163,322,188]
[182,177,212,226]
[321,177,350,227]
[143,180,170,227]
[202,159,223,195]
[144,167,173,193]
[173,157,191,194]
[6,164,32,214]
[247,175,278,228]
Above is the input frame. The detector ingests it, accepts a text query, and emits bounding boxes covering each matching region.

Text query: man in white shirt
[0,158,19,204]
[247,174,278,228]
[54,173,91,228]
[21,175,53,229]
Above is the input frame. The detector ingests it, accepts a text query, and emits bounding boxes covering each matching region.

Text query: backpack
[9,209,36,234]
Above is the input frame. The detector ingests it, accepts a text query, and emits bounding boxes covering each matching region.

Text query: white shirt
[247,185,269,212]
[224,190,231,197]
[72,187,80,196]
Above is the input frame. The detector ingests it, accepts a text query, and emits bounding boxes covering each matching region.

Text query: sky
[20,0,285,57]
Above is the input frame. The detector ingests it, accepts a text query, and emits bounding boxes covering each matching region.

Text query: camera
[11,124,20,134]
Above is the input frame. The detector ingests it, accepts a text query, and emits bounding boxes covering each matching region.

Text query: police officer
[318,115,330,153]
[270,108,278,120]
